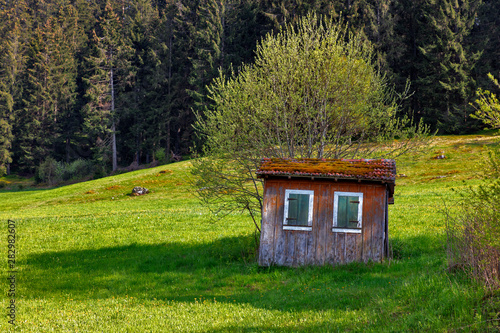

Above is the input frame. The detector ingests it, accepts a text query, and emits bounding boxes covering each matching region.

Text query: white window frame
[283,189,314,231]
[332,191,363,234]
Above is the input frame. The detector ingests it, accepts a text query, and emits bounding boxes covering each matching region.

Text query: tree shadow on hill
[0,186,52,193]
[24,235,256,296]
[25,234,255,276]
[23,234,444,313]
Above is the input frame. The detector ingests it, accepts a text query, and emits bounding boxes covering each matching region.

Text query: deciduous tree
[192,13,429,231]
[471,73,500,129]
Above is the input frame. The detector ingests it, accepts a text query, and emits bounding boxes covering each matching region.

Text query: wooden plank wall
[258,178,388,266]
[258,179,277,266]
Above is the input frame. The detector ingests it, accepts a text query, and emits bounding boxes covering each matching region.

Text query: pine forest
[0,0,498,176]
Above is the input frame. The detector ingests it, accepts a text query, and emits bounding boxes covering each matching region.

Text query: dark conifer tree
[0,0,30,174]
[417,0,481,132]
[187,0,226,109]
[147,3,178,162]
[119,0,159,164]
[14,1,81,171]
[470,0,500,91]
[390,0,426,117]
[0,91,13,176]
[223,0,265,67]
[361,0,403,77]
[53,4,87,163]
[2,0,499,173]
[16,26,54,171]
[83,0,131,171]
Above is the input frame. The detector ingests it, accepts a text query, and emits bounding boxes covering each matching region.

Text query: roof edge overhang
[257,173,395,183]
[259,173,396,201]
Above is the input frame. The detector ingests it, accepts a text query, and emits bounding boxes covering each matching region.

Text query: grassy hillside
[0,134,498,332]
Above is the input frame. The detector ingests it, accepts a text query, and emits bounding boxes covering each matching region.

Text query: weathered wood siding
[258,178,388,266]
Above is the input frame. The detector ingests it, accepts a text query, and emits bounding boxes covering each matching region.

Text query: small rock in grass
[132,186,149,196]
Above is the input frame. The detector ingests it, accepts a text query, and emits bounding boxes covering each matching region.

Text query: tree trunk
[166,121,171,163]
[66,137,70,163]
[110,64,117,171]
[112,120,117,171]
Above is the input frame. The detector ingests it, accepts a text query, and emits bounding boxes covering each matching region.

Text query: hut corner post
[384,185,389,259]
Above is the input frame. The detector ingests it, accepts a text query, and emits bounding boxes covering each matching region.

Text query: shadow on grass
[0,186,52,193]
[390,234,443,260]
[25,236,254,277]
[24,235,255,296]
[23,234,444,313]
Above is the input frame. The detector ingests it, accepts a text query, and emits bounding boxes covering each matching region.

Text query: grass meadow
[1,134,499,332]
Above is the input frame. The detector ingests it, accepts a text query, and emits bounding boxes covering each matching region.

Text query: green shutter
[287,193,310,226]
[337,195,359,228]
[348,197,359,228]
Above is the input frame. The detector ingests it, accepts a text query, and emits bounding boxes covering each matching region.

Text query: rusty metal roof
[256,158,396,183]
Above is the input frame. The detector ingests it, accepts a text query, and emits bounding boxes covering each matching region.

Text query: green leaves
[193,13,430,230]
[202,13,429,160]
[471,73,500,129]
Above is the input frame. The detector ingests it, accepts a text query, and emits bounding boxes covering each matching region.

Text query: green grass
[1,134,499,332]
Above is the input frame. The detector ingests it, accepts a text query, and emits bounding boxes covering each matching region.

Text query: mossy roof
[256,158,396,183]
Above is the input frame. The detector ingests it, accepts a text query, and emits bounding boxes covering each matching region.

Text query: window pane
[287,193,310,226]
[337,196,347,227]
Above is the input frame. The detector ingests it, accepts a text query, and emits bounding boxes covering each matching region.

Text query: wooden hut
[256,158,396,266]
